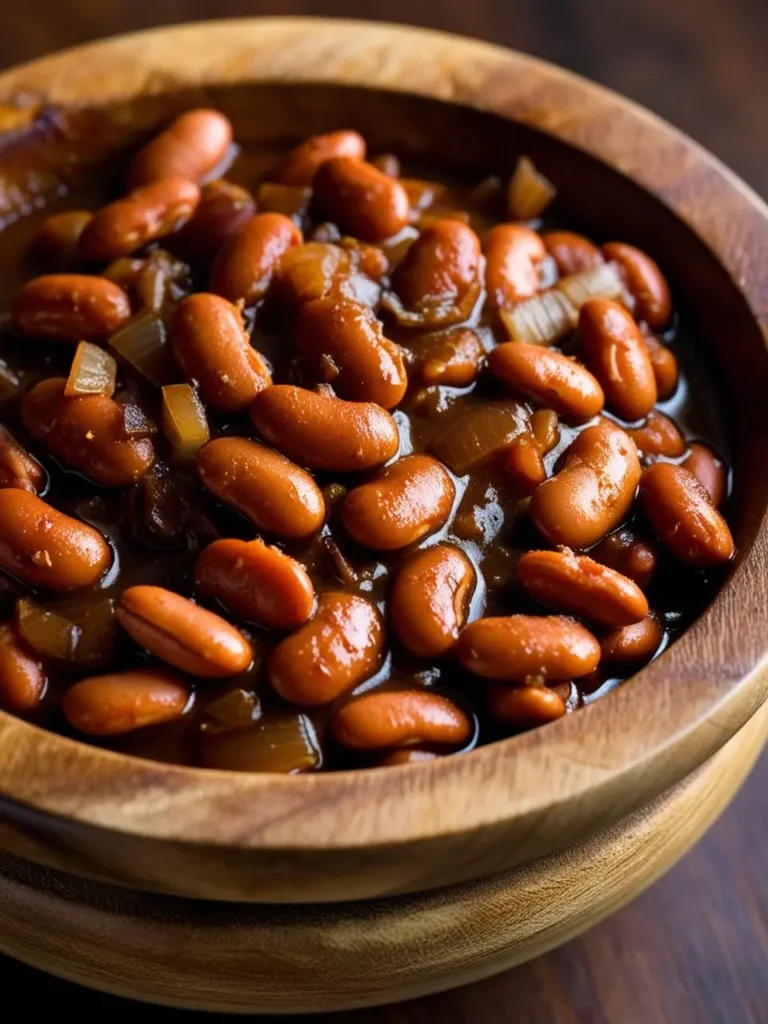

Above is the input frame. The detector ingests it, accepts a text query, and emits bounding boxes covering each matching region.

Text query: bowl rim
[0,16,767,852]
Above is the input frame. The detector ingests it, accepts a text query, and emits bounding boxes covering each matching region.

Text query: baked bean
[80,178,201,262]
[600,613,663,665]
[542,231,604,277]
[639,462,734,566]
[602,242,671,329]
[196,437,325,539]
[117,585,253,678]
[530,419,641,549]
[642,335,678,399]
[488,342,604,421]
[379,747,440,766]
[0,489,111,592]
[170,293,271,412]
[62,669,190,735]
[683,442,727,507]
[342,455,455,550]
[0,425,45,493]
[501,436,547,493]
[34,210,93,266]
[250,385,399,471]
[274,242,381,310]
[210,213,302,304]
[531,408,560,454]
[517,549,648,627]
[195,538,315,630]
[590,527,658,590]
[22,378,155,487]
[126,109,234,188]
[391,544,475,657]
[390,220,482,327]
[627,410,685,458]
[414,327,485,387]
[484,224,546,308]
[0,622,46,713]
[171,180,256,260]
[580,298,657,421]
[272,130,366,186]
[268,592,384,705]
[13,274,132,343]
[332,691,471,751]
[486,683,566,728]
[457,614,600,680]
[313,157,410,242]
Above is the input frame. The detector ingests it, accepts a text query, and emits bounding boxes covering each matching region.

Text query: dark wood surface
[1,2,767,1021]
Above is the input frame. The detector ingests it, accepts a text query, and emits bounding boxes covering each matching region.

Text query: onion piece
[507,156,557,219]
[16,597,80,661]
[556,260,626,308]
[120,399,158,438]
[0,360,20,404]
[65,341,118,397]
[200,712,321,773]
[48,592,116,668]
[161,383,209,460]
[431,401,529,475]
[137,250,190,315]
[109,311,174,386]
[256,182,312,222]
[500,290,578,345]
[201,688,261,736]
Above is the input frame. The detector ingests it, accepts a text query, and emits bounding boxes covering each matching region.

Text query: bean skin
[171,180,256,260]
[117,585,253,678]
[332,691,471,751]
[195,538,315,630]
[196,437,325,539]
[530,419,641,549]
[683,442,727,507]
[531,408,560,454]
[627,410,686,458]
[170,294,271,412]
[342,454,455,550]
[0,425,45,493]
[542,231,604,277]
[517,549,648,628]
[126,109,234,188]
[579,298,657,421]
[414,328,485,387]
[13,274,132,343]
[642,335,678,399]
[484,224,546,308]
[250,385,399,472]
[313,157,410,242]
[457,614,600,680]
[295,298,407,408]
[62,669,191,735]
[590,528,658,590]
[0,622,47,714]
[391,544,475,657]
[639,462,734,566]
[486,684,567,727]
[600,613,663,666]
[488,342,604,421]
[268,592,384,705]
[22,378,155,487]
[210,213,302,305]
[602,242,671,329]
[0,489,111,592]
[272,130,366,186]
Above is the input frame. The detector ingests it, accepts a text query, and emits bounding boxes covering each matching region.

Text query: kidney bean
[295,297,407,408]
[501,436,547,493]
[391,544,475,657]
[342,455,455,550]
[489,342,604,421]
[0,489,110,592]
[602,242,671,329]
[171,180,256,260]
[117,585,252,678]
[627,410,685,458]
[62,669,190,735]
[127,109,234,188]
[639,462,734,566]
[486,683,566,727]
[22,378,155,487]
[210,213,302,304]
[313,157,410,242]
[517,549,648,627]
[683,442,727,507]
[390,220,482,327]
[590,527,658,590]
[268,592,384,705]
[195,538,315,630]
[642,335,678,399]
[13,274,132,343]
[272,130,366,186]
[79,178,201,262]
[413,327,485,387]
[530,419,641,549]
[34,210,93,267]
[600,613,663,665]
[196,437,324,539]
[0,622,46,713]
[484,224,546,308]
[170,294,271,412]
[531,408,560,454]
[457,614,600,680]
[0,425,45,493]
[542,231,604,277]
[579,298,657,421]
[250,385,399,472]
[332,690,471,752]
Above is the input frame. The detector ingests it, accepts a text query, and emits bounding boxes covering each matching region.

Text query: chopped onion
[556,260,626,308]
[137,250,190,315]
[256,182,312,222]
[201,688,261,736]
[136,468,190,545]
[103,257,145,291]
[507,156,557,219]
[431,401,529,475]
[109,311,173,386]
[416,209,471,230]
[48,592,116,667]
[161,384,209,459]
[500,290,578,345]
[0,360,20,404]
[16,597,80,661]
[64,341,117,397]
[120,399,158,437]
[200,712,321,773]
[401,178,449,212]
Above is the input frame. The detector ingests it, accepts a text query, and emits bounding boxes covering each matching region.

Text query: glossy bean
[210,213,302,304]
[627,410,686,458]
[390,544,475,657]
[127,109,234,188]
[602,242,671,329]
[414,327,485,387]
[171,180,256,260]
[600,613,663,665]
[0,622,46,713]
[313,157,410,242]
[272,130,366,186]
[62,669,190,735]
[542,231,604,277]
[579,298,657,421]
[332,691,471,751]
[642,335,678,399]
[531,408,560,454]
[683,442,727,507]
[488,342,604,421]
[457,614,600,680]
[0,425,45,493]
[484,224,546,308]
[590,527,658,590]
[34,210,93,267]
[501,436,547,493]
[13,274,132,343]
[486,683,566,727]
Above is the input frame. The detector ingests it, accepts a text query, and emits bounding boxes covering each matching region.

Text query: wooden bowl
[0,17,767,1011]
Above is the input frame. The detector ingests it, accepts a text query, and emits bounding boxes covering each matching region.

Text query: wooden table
[1,2,767,1021]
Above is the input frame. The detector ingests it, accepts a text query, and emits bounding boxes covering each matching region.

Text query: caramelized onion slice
[161,384,209,460]
[200,712,321,773]
[507,156,557,220]
[431,401,530,475]
[556,261,625,308]
[500,290,578,345]
[16,597,80,661]
[65,341,118,397]
[109,312,174,387]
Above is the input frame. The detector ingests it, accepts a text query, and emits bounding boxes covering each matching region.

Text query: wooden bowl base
[0,699,766,1014]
